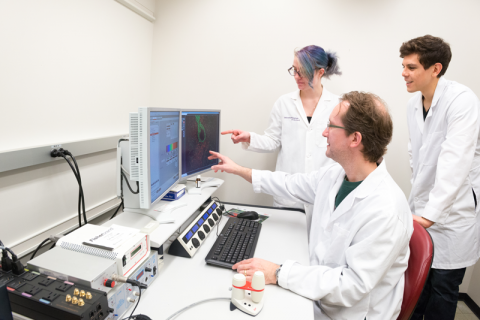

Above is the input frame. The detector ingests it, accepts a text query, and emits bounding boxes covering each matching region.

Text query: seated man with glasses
[208,91,414,320]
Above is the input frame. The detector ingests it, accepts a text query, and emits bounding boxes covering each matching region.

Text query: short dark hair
[399,35,452,78]
[340,92,393,163]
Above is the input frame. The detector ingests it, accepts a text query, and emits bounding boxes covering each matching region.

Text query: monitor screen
[150,111,180,204]
[181,111,220,178]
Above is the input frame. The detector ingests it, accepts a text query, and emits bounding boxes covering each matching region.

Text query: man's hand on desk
[233,258,280,285]
[209,151,252,183]
[412,214,434,228]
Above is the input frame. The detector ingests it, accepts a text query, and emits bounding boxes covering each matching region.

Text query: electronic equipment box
[168,200,223,258]
[28,247,118,294]
[27,248,161,320]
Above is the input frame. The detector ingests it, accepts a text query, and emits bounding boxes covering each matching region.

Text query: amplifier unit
[168,200,223,258]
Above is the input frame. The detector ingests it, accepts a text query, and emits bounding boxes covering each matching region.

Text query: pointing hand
[221,130,251,144]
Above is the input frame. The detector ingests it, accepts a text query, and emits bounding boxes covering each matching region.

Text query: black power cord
[110,199,124,220]
[51,148,87,227]
[112,139,138,221]
[121,170,139,194]
[0,242,24,275]
[30,238,50,260]
[63,149,87,226]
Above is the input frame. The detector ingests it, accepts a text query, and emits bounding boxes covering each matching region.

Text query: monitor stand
[186,177,222,195]
[124,200,187,223]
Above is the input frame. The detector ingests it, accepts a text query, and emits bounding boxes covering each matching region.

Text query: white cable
[165,297,230,320]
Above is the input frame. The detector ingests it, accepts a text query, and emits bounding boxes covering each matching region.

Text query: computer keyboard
[205,217,262,269]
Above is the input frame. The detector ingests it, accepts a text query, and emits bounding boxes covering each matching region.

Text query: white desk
[103,179,224,248]
[131,203,314,320]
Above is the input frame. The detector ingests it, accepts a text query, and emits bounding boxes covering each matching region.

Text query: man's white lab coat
[243,89,339,209]
[252,161,413,320]
[407,76,480,269]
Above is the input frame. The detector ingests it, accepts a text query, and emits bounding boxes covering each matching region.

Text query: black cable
[31,238,50,260]
[57,153,84,227]
[110,199,124,220]
[122,288,143,320]
[64,151,87,226]
[121,170,139,194]
[129,288,141,319]
[3,247,16,260]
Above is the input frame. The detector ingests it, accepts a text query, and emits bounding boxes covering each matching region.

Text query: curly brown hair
[399,35,452,78]
[340,92,393,163]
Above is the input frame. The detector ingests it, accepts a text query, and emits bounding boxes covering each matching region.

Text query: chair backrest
[397,220,434,320]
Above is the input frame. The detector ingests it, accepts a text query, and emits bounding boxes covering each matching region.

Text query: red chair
[397,220,434,320]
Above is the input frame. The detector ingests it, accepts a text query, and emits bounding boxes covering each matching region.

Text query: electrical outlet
[42,291,60,302]
[39,277,55,287]
[7,279,25,290]
[55,283,73,292]
[23,273,39,281]
[24,285,42,295]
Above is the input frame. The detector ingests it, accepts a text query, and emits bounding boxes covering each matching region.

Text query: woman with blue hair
[222,45,342,213]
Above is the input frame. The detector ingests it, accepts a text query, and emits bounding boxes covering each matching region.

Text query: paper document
[82,225,139,251]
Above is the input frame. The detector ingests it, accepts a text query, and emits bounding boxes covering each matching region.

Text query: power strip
[6,271,110,320]
[168,200,223,258]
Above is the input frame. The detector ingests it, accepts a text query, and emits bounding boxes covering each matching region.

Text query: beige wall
[0,0,153,257]
[151,0,480,297]
[151,0,480,205]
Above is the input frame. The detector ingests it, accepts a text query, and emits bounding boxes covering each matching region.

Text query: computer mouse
[237,211,259,220]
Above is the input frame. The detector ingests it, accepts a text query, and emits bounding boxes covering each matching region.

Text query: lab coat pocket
[316,128,328,147]
[322,224,349,267]
[422,132,444,166]
[440,223,478,265]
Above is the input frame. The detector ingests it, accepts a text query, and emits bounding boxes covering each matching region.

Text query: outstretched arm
[221,130,251,144]
[208,151,252,183]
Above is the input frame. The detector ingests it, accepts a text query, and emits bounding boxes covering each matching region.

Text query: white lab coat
[242,88,339,211]
[252,161,413,320]
[407,77,480,269]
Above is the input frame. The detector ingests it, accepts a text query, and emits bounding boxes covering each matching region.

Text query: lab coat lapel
[310,88,333,126]
[292,90,309,127]
[324,171,345,229]
[414,96,424,135]
[421,77,448,141]
[329,160,388,223]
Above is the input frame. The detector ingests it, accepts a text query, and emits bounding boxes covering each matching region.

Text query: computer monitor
[127,108,181,209]
[181,110,220,179]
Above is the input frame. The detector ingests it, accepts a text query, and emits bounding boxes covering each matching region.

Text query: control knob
[192,238,200,248]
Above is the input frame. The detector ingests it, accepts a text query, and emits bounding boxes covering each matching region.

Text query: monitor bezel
[145,108,182,208]
[180,109,221,180]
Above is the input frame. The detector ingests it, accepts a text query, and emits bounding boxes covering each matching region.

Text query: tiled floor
[455,301,479,320]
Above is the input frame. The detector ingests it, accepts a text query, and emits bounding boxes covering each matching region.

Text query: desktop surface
[133,203,313,319]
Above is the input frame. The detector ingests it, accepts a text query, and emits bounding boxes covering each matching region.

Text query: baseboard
[459,293,480,318]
